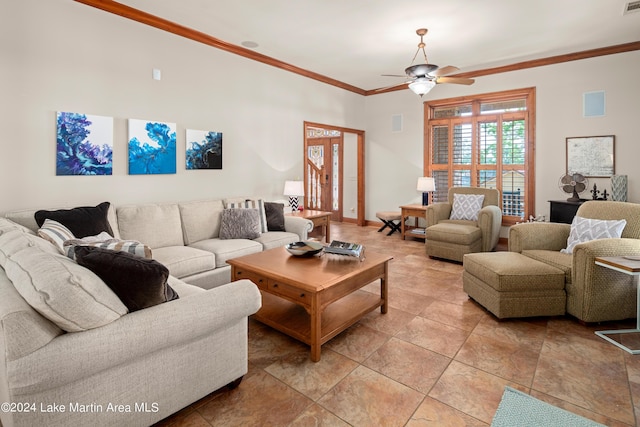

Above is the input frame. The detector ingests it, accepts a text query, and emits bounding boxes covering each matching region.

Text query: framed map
[566,135,615,177]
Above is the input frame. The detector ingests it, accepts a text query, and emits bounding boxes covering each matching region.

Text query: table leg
[310,294,321,362]
[381,262,388,314]
[325,218,331,243]
[400,213,407,240]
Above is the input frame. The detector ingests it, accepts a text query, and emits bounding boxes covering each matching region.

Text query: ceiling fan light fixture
[408,78,435,97]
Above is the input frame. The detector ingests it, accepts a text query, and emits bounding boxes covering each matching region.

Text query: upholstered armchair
[509,200,640,323]
[425,187,502,262]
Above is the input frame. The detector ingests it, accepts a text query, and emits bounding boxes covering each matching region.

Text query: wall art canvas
[185,129,222,170]
[566,135,614,177]
[56,111,113,175]
[128,119,177,175]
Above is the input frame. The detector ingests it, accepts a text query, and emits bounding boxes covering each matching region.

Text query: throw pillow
[561,216,627,254]
[3,242,128,332]
[74,246,179,312]
[264,202,286,232]
[37,219,76,253]
[35,202,114,238]
[64,237,152,261]
[226,199,268,233]
[219,208,261,239]
[450,193,485,221]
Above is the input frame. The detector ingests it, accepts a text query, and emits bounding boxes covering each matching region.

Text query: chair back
[448,187,500,208]
[576,201,640,239]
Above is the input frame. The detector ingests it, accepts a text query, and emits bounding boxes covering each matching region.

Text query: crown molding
[74,1,640,97]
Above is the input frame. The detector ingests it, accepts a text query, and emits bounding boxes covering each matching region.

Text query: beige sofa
[0,198,312,427]
[6,198,313,289]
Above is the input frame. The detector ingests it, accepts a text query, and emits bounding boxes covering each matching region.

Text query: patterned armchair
[424,187,502,262]
[509,201,640,322]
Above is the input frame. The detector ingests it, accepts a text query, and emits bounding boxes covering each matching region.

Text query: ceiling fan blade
[431,65,460,77]
[381,74,407,78]
[436,76,475,85]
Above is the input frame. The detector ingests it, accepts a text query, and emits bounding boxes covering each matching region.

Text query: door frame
[304,121,365,226]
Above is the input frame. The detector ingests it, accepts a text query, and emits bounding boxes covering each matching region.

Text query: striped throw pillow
[227,199,268,233]
[37,219,76,253]
[64,238,152,260]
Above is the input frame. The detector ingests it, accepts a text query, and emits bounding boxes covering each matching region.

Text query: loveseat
[0,197,313,427]
[463,200,640,322]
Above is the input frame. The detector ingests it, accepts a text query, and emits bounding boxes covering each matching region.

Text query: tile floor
[156,222,640,426]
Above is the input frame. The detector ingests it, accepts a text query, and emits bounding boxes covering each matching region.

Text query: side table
[286,210,332,243]
[594,256,640,354]
[399,204,428,240]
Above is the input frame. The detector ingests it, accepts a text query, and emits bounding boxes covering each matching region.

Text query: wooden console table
[287,209,331,242]
[400,204,428,240]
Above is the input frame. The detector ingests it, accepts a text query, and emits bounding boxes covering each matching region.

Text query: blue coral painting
[185,130,222,170]
[56,112,113,175]
[128,119,177,175]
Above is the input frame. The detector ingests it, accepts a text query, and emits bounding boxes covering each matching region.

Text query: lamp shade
[408,78,436,97]
[417,177,435,192]
[283,180,304,196]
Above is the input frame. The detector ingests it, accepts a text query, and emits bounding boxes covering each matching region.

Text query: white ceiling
[118,0,640,91]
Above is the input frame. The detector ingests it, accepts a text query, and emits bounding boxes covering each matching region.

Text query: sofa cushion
[74,246,179,312]
[450,194,485,221]
[189,238,262,268]
[178,199,225,244]
[254,231,300,250]
[117,203,184,248]
[264,202,286,232]
[425,222,482,245]
[151,246,215,278]
[1,240,127,332]
[521,249,573,284]
[226,199,268,233]
[219,209,261,240]
[34,201,114,238]
[36,219,75,253]
[561,216,627,254]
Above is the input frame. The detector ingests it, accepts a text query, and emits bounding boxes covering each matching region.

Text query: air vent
[624,1,640,14]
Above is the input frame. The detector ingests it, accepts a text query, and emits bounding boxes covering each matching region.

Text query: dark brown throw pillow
[35,202,114,238]
[264,202,286,232]
[74,246,179,312]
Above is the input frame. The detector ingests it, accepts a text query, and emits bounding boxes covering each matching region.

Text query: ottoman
[463,252,566,319]
[376,211,402,236]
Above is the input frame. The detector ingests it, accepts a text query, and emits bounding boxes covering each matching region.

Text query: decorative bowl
[285,241,324,257]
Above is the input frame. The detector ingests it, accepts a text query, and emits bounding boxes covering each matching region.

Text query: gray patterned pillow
[561,216,627,254]
[219,208,261,239]
[450,193,485,221]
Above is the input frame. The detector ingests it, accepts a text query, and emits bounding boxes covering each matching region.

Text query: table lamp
[283,180,305,211]
[417,177,435,206]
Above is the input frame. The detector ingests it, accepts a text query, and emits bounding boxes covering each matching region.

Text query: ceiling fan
[380,28,475,96]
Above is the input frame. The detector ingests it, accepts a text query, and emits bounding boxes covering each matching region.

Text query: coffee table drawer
[232,269,268,290]
[269,281,310,305]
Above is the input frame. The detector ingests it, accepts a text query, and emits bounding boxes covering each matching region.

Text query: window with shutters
[424,88,535,225]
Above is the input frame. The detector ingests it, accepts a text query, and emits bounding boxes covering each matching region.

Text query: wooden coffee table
[228,247,392,361]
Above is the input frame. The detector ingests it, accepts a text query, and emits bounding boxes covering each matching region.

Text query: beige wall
[2,0,639,225]
[0,0,365,213]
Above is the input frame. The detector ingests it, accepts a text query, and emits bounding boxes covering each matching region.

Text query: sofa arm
[9,280,261,395]
[425,203,452,227]
[478,205,502,252]
[284,216,313,240]
[508,222,571,253]
[570,238,640,322]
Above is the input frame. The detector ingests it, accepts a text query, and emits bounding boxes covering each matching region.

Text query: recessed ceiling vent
[623,1,640,15]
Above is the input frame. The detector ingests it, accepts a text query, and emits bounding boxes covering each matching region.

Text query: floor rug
[491,387,606,427]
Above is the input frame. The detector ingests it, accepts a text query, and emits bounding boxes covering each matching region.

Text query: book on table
[324,240,364,258]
